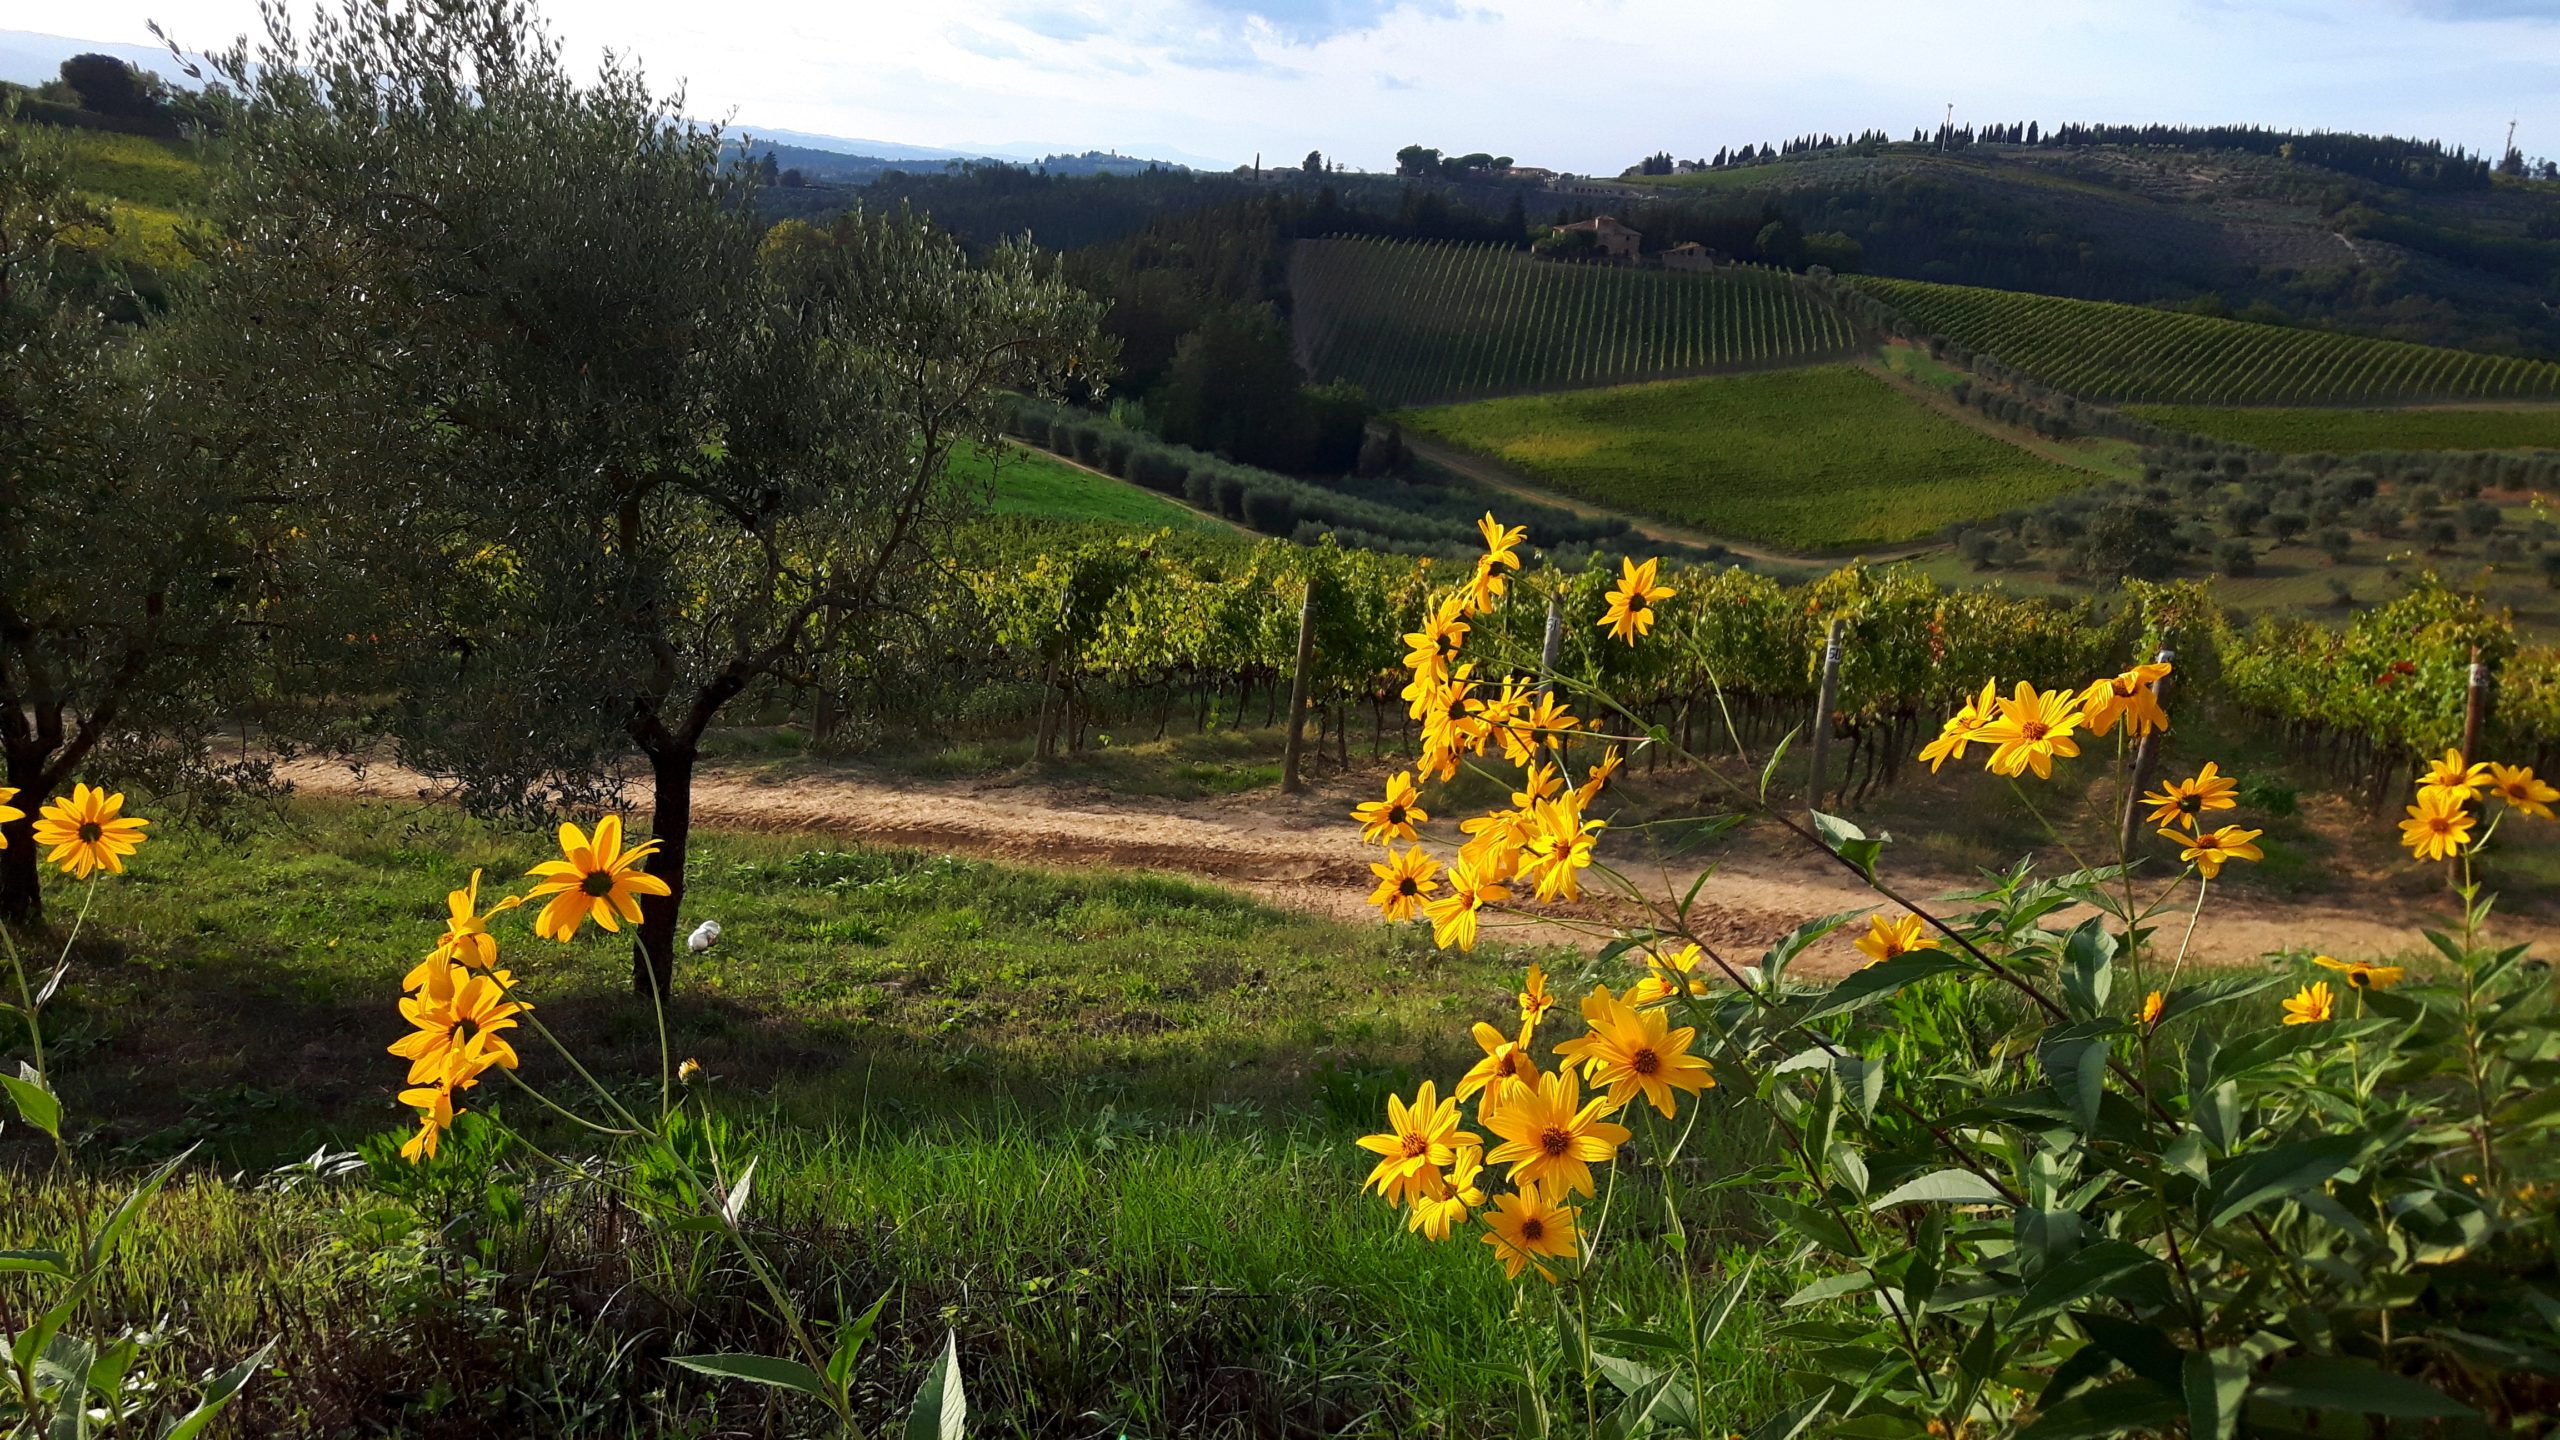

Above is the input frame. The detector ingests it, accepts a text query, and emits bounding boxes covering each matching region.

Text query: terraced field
[1401,366,2090,550]
[1290,236,1861,408]
[1855,276,2560,406]
[2125,403,2560,453]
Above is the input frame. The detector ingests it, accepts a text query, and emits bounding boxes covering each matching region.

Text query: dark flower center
[78,821,102,843]
[451,1018,481,1043]
[1386,805,1407,825]
[1631,1048,1661,1076]
[1401,1132,1429,1158]
[2021,721,2050,741]
[1397,878,1418,897]
[1519,1217,1545,1242]
[1539,1127,1571,1157]
[581,870,615,897]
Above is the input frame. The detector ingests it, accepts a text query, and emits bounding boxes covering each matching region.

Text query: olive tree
[192,0,1107,992]
[0,109,313,922]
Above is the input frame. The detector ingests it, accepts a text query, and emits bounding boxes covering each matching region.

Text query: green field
[948,440,1220,528]
[1402,365,2091,550]
[54,128,202,269]
[1290,236,1860,408]
[2126,402,2560,453]
[2,799,1790,1434]
[1855,276,2560,406]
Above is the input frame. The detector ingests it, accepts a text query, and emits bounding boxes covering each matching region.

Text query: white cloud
[19,0,2560,171]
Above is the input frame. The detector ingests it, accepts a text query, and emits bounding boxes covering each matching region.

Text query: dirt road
[279,757,2533,981]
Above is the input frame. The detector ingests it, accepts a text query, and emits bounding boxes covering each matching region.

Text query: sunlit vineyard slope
[1853,276,2560,406]
[1290,236,1862,407]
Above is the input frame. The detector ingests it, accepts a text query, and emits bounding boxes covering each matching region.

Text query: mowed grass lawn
[1,799,1801,1435]
[946,439,1222,529]
[1402,365,2091,550]
[2126,402,2560,454]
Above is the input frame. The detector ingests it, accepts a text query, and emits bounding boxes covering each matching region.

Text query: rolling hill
[1289,237,1860,408]
[1853,276,2560,407]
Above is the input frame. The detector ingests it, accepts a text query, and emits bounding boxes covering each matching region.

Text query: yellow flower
[1598,557,1674,645]
[1354,771,1430,845]
[2138,990,2165,1029]
[1918,679,1998,773]
[1456,1020,1542,1118]
[2398,789,2474,863]
[402,869,527,999]
[677,1057,705,1082]
[1480,1188,1579,1281]
[2281,981,2335,1025]
[1482,1065,1631,1200]
[1420,666,1493,769]
[1517,964,1557,1029]
[1854,912,1938,967]
[389,965,527,1090]
[1366,846,1443,924]
[1355,1080,1479,1208]
[31,783,149,880]
[1403,597,1470,687]
[2163,824,2264,880]
[1457,807,1532,883]
[2312,955,2405,990]
[0,787,20,848]
[1478,513,1527,575]
[1409,1143,1487,1240]
[2078,662,2172,739]
[1627,942,1707,1005]
[2142,762,2239,830]
[2486,763,2558,820]
[1517,794,1602,904]
[1553,984,1714,1119]
[1510,761,1565,810]
[525,815,672,942]
[2418,748,2490,805]
[1575,747,1622,806]
[1424,859,1508,951]
[398,1084,457,1164]
[1980,683,2084,779]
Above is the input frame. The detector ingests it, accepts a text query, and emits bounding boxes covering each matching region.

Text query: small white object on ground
[687,919,722,953]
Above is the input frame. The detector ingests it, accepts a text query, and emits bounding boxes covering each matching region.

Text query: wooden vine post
[2456,647,2491,883]
[2116,648,2176,858]
[1281,576,1319,795]
[1541,592,1567,772]
[1807,619,1845,812]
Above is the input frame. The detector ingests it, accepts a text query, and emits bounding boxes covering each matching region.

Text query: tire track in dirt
[276,757,2539,983]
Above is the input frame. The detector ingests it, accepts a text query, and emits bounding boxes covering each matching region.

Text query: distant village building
[1548,175,1644,199]
[1661,241,1721,271]
[1554,215,1642,259]
[1498,165,1558,183]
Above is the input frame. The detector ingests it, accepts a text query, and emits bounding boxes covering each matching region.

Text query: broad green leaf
[2060,917,2115,1018]
[1800,951,1971,1022]
[2183,1349,2248,1440]
[0,1249,69,1277]
[905,1329,966,1440]
[1762,907,1867,983]
[1870,1168,2005,1210]
[2204,1135,2362,1227]
[2253,1356,2473,1418]
[1782,1269,1873,1308]
[158,1339,275,1440]
[3,1070,60,1141]
[668,1353,830,1399]
[2154,974,2279,1030]
[2012,1241,2156,1326]
[1760,1197,1861,1258]
[2015,1377,2183,1439]
[1809,811,1887,880]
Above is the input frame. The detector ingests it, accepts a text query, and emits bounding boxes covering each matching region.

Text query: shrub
[2215,537,2257,575]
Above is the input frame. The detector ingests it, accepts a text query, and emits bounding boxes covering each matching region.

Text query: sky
[12,0,2560,173]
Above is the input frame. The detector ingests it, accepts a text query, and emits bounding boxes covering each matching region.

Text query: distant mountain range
[0,30,1225,172]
